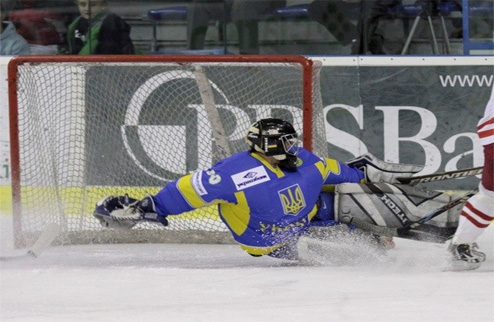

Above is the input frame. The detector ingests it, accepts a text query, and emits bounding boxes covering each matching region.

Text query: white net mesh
[10,56,325,246]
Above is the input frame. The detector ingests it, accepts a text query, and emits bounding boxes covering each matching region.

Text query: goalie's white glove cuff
[110,207,142,221]
[94,195,138,229]
[112,195,168,226]
[347,153,423,184]
[363,165,417,184]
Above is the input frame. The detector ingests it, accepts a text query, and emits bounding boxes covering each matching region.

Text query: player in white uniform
[448,86,494,270]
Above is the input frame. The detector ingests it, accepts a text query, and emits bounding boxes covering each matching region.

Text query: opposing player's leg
[447,143,493,270]
[446,242,485,271]
[93,195,168,229]
[447,186,492,270]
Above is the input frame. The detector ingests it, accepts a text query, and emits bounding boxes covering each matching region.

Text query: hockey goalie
[93,118,471,264]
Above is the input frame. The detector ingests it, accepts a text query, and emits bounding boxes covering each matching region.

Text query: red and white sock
[452,184,494,244]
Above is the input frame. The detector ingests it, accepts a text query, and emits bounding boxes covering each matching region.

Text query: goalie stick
[397,166,483,185]
[340,190,477,243]
[0,223,61,261]
[194,65,231,158]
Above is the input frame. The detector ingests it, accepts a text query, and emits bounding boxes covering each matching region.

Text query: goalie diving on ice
[94,118,466,261]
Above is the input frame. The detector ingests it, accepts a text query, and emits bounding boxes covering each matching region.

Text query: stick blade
[0,223,61,261]
[0,253,29,262]
[27,223,61,258]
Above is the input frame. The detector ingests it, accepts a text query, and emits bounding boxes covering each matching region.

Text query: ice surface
[1,215,493,322]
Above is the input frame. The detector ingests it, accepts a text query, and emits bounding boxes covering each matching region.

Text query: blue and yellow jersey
[153,148,364,256]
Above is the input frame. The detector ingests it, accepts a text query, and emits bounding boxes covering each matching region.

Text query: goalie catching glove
[93,195,168,229]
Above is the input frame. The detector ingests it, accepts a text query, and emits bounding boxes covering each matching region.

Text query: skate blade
[442,260,481,272]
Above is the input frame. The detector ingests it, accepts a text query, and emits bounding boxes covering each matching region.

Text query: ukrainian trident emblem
[279,184,306,216]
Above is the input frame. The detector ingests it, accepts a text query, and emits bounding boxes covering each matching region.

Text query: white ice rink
[1,215,493,322]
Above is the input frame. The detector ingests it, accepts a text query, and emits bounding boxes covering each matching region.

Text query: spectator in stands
[187,0,286,54]
[7,0,78,54]
[0,1,30,54]
[308,0,401,55]
[67,0,135,54]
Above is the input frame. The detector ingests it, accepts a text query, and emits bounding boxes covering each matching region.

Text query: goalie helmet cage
[8,55,326,247]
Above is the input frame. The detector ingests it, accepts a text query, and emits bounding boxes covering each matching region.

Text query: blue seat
[273,4,310,19]
[391,1,459,17]
[437,1,460,15]
[462,0,494,55]
[150,48,230,55]
[147,6,188,51]
[148,6,188,21]
[147,5,230,54]
[390,3,422,16]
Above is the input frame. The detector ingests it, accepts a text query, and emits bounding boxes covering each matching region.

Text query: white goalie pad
[334,183,461,229]
[346,153,424,184]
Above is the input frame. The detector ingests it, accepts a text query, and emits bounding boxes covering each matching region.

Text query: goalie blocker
[334,183,462,242]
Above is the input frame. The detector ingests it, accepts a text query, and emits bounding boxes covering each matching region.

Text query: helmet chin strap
[279,155,298,171]
[252,151,297,171]
[272,154,287,161]
[262,149,298,169]
[253,146,287,161]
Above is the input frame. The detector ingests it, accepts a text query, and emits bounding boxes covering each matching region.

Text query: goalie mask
[245,118,300,170]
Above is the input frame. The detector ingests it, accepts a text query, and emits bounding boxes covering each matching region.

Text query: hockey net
[9,55,326,247]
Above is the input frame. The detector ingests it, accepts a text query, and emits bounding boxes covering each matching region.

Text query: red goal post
[8,55,326,247]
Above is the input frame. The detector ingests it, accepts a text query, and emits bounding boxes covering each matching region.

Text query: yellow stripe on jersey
[240,243,282,256]
[307,203,319,220]
[321,185,336,193]
[176,173,225,208]
[177,174,208,208]
[219,191,251,236]
[250,152,285,178]
[315,158,341,180]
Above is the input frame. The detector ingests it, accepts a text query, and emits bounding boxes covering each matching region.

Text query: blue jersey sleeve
[152,161,237,216]
[317,157,365,185]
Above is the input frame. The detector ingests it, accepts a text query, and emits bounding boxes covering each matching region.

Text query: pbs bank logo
[121,70,231,182]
